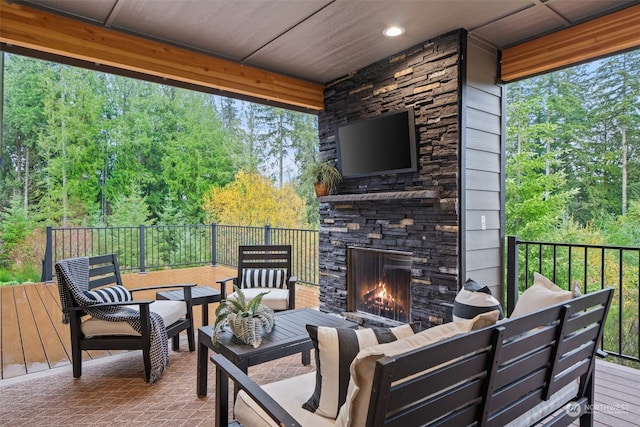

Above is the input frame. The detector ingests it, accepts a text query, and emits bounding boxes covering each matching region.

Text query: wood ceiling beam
[0,1,325,111]
[501,3,640,82]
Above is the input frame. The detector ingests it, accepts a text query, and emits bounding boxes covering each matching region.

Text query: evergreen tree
[591,51,640,216]
[0,195,32,267]
[2,55,50,211]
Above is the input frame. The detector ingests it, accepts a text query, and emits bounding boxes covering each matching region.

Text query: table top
[200,308,356,358]
[156,285,221,303]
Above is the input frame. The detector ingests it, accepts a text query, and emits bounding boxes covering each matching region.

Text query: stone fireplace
[347,247,412,324]
[317,30,467,329]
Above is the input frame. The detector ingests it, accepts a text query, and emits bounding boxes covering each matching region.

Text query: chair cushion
[228,287,290,311]
[235,372,334,427]
[335,310,500,427]
[84,285,132,303]
[81,300,187,336]
[453,278,504,321]
[302,323,418,419]
[241,268,287,289]
[511,272,580,318]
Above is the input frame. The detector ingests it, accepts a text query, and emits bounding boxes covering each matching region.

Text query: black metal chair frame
[217,245,296,310]
[59,253,195,382]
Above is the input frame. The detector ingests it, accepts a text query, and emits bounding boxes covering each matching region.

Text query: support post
[211,223,217,266]
[42,226,53,282]
[265,225,271,245]
[506,235,519,316]
[139,224,146,273]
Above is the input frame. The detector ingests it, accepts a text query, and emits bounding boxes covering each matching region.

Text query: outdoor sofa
[212,284,613,426]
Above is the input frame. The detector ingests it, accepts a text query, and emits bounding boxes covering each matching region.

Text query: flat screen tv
[335,108,417,178]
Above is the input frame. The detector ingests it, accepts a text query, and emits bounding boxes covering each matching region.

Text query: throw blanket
[55,257,169,383]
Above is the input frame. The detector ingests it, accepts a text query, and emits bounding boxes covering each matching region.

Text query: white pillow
[83,285,132,303]
[453,278,504,321]
[241,268,286,289]
[302,323,418,419]
[510,272,579,318]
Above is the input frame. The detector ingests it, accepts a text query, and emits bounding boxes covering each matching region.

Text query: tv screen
[336,108,417,178]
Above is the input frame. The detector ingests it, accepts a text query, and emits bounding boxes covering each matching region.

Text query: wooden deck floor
[1,267,638,426]
[0,265,320,379]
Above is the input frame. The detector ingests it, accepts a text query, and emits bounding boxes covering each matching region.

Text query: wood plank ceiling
[2,0,640,111]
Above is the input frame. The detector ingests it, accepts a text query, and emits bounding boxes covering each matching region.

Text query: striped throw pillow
[453,278,504,321]
[302,323,419,418]
[84,285,132,303]
[241,268,286,289]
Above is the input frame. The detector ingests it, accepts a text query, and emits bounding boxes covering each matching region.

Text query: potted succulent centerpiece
[213,286,275,348]
[307,160,342,197]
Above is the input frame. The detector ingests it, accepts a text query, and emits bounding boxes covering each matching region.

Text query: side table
[156,285,221,326]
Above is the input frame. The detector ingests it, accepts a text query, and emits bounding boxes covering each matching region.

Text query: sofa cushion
[335,310,500,427]
[228,287,290,311]
[241,268,287,289]
[81,300,186,336]
[302,323,418,419]
[505,381,579,427]
[84,285,132,303]
[235,372,333,427]
[511,272,579,318]
[453,278,504,321]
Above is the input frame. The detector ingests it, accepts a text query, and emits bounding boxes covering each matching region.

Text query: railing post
[506,235,519,316]
[264,225,271,245]
[211,223,217,266]
[42,226,54,282]
[139,224,146,273]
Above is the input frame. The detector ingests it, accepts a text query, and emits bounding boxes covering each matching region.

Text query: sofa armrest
[211,354,301,427]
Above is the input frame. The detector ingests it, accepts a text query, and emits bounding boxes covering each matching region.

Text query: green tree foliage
[505,150,576,239]
[254,105,318,189]
[0,196,32,267]
[2,55,50,210]
[506,77,579,239]
[107,188,155,227]
[590,51,640,216]
[506,50,640,239]
[1,53,320,281]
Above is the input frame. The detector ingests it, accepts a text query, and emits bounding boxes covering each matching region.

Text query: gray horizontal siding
[463,36,503,298]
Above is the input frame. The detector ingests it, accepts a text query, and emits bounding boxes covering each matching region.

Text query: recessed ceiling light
[383,26,405,37]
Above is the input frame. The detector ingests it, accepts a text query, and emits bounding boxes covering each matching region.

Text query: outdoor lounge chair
[217,245,297,311]
[55,254,195,383]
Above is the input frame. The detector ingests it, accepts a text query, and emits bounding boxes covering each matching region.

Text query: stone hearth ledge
[318,189,439,202]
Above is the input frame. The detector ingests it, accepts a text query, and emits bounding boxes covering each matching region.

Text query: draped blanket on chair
[55,257,169,383]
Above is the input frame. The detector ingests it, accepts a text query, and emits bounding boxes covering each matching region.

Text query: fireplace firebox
[347,247,411,323]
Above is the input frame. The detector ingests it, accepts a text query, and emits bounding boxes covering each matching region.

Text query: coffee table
[197,308,357,397]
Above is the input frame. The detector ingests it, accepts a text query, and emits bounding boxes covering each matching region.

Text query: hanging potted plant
[212,286,275,348]
[306,160,342,197]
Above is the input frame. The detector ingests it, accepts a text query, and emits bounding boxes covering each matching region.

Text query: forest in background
[506,49,640,245]
[1,49,640,283]
[0,54,319,281]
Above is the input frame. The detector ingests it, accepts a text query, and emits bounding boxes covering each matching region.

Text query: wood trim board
[0,0,324,111]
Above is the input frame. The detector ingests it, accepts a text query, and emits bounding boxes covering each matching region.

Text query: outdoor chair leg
[187,325,195,352]
[72,345,82,378]
[142,346,151,383]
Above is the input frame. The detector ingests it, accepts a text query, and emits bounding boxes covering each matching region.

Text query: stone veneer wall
[318,30,465,328]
